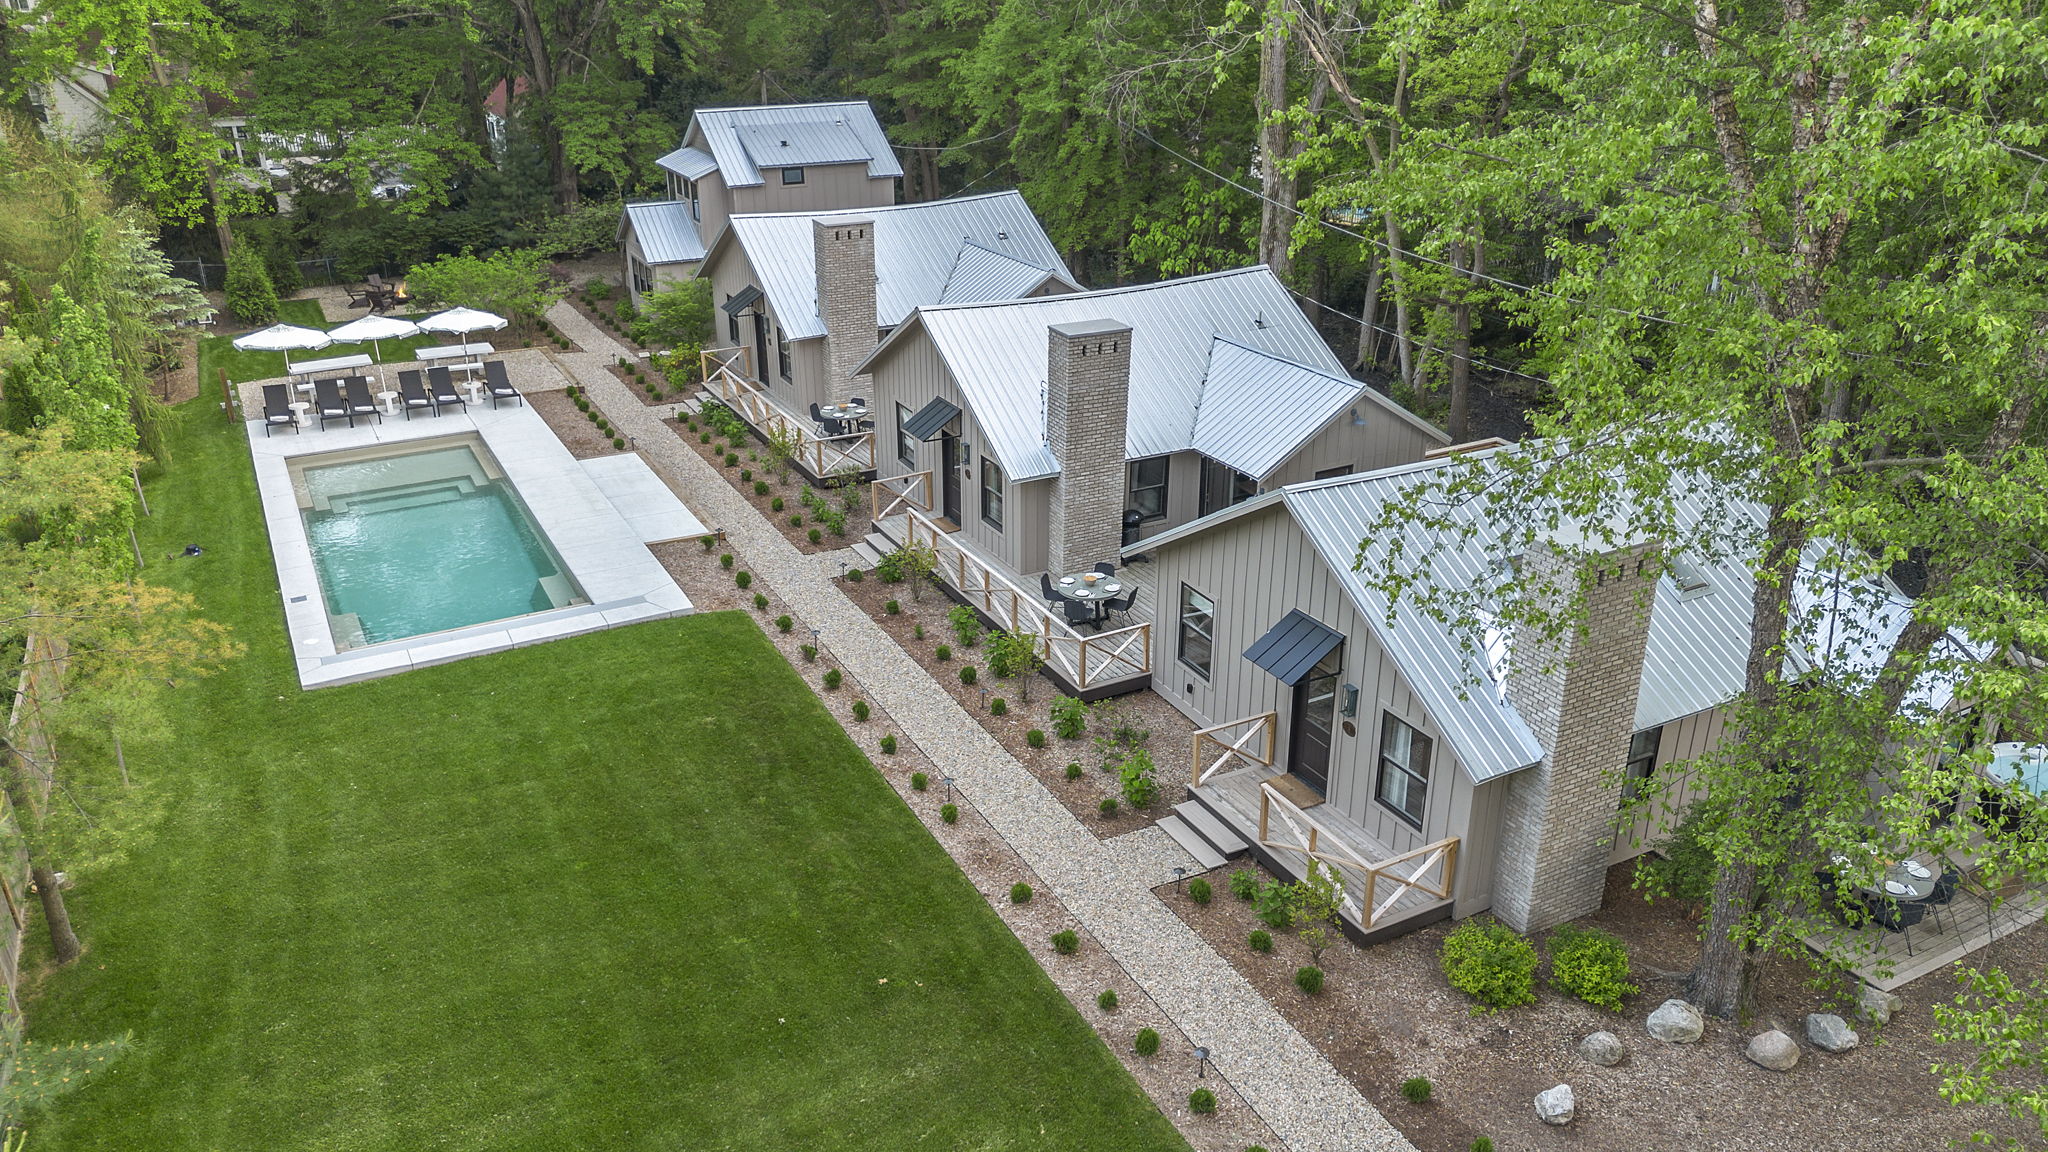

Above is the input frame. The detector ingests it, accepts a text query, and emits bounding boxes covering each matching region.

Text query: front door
[940,432,962,524]
[1287,642,1343,796]
[751,312,771,384]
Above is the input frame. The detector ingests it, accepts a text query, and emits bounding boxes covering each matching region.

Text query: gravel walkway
[546,304,1415,1152]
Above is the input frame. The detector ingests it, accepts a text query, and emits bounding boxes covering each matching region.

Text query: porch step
[860,530,896,559]
[1172,800,1250,859]
[1156,816,1228,872]
[849,538,884,568]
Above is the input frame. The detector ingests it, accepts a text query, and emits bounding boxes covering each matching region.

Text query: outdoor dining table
[1051,571,1125,604]
[1830,850,1936,901]
[819,402,868,434]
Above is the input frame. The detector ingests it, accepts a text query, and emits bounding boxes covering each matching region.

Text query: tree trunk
[508,0,575,208]
[33,865,79,965]
[1383,217,1415,390]
[460,50,491,157]
[1256,3,1295,280]
[1447,239,1473,440]
[1355,252,1383,371]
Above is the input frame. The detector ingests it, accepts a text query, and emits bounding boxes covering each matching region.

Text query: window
[979,456,1004,529]
[1177,585,1215,677]
[1622,727,1662,803]
[896,403,916,466]
[1199,458,1257,516]
[666,173,681,200]
[781,166,805,185]
[1376,714,1433,829]
[1313,464,1354,480]
[726,297,740,345]
[776,326,791,380]
[1129,457,1170,521]
[685,179,700,221]
[631,259,654,298]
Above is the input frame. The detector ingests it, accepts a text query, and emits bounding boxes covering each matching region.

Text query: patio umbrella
[417,307,509,346]
[326,314,421,385]
[231,323,333,354]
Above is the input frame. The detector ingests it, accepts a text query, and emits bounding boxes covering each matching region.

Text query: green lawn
[199,299,475,386]
[21,403,1187,1152]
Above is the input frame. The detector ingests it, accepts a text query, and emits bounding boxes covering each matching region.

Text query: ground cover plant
[17,403,1191,1152]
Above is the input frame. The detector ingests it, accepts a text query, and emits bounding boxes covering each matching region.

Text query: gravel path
[547,303,1415,1152]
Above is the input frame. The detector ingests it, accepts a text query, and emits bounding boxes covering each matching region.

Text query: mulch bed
[600,360,691,408]
[663,412,874,554]
[531,390,628,459]
[564,292,651,355]
[1165,861,2045,1152]
[646,539,1280,1152]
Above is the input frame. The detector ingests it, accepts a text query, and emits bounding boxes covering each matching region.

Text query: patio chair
[396,370,434,418]
[1061,597,1098,632]
[260,383,298,436]
[313,378,352,429]
[1102,588,1139,627]
[425,366,465,413]
[809,402,843,437]
[482,360,523,408]
[1867,896,1927,956]
[1093,561,1117,576]
[1039,573,1062,605]
[848,397,875,431]
[342,377,382,424]
[344,284,377,310]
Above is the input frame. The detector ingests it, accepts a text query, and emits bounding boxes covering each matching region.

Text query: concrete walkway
[544,304,1413,1152]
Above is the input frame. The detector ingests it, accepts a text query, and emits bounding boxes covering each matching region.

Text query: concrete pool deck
[245,400,701,689]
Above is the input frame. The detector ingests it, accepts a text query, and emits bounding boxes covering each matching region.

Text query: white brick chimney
[1491,530,1660,932]
[1045,319,1132,577]
[814,217,877,405]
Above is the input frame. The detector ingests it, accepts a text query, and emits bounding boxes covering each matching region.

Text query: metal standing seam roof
[721,284,764,315]
[617,200,706,266]
[654,146,718,180]
[716,191,1077,341]
[1244,610,1347,685]
[902,396,962,441]
[1192,337,1447,481]
[687,101,903,187]
[938,242,1065,304]
[735,122,875,169]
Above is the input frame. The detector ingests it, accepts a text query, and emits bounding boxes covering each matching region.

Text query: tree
[222,243,279,327]
[405,248,564,339]
[1934,966,2048,1147]
[985,629,1044,702]
[633,279,714,351]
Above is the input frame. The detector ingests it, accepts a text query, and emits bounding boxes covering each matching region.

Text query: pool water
[299,442,583,647]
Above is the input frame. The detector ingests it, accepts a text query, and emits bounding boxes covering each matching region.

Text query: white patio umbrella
[231,323,333,354]
[326,314,421,385]
[417,307,508,346]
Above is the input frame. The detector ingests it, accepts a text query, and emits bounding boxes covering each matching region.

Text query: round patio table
[1830,851,1936,901]
[1051,572,1125,604]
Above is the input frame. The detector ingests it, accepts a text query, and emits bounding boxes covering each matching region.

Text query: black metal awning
[721,284,763,315]
[1243,610,1344,686]
[901,396,962,441]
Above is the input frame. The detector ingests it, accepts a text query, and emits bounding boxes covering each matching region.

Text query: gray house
[859,266,1449,586]
[618,101,902,306]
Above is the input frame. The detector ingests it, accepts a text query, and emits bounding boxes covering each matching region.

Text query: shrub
[1188,878,1213,905]
[1470,1140,1495,1152]
[989,697,1006,716]
[223,240,279,325]
[1188,1088,1217,1115]
[1546,924,1639,1011]
[822,669,842,690]
[1229,870,1260,902]
[1633,805,1718,913]
[1294,966,1326,996]
[911,772,928,791]
[1050,695,1089,740]
[576,397,591,411]
[1010,883,1033,904]
[775,615,793,632]
[1400,1077,1432,1105]
[1050,929,1079,955]
[754,481,769,496]
[739,469,751,482]
[845,567,863,582]
[700,431,712,443]
[959,665,977,685]
[934,645,951,661]
[1097,797,1117,817]
[1248,929,1274,953]
[611,437,626,450]
[1439,920,1539,1012]
[947,604,983,648]
[752,592,768,610]
[819,508,849,537]
[406,247,560,332]
[1026,729,1045,748]
[940,803,959,824]
[808,528,822,544]
[1096,989,1118,1011]
[770,497,784,512]
[1134,1028,1161,1057]
[1065,761,1083,779]
[1119,748,1159,809]
[699,534,715,551]
[881,600,900,617]
[789,514,803,527]
[735,571,752,590]
[800,644,817,662]
[1253,881,1293,930]
[724,452,740,467]
[852,700,870,722]
[879,734,897,755]
[720,553,734,570]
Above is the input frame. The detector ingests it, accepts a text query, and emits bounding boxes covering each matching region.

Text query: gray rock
[1805,1013,1859,1053]
[1746,1029,1800,1071]
[1578,1031,1625,1066]
[1646,998,1705,1044]
[1857,984,1903,1026]
[1535,1083,1576,1125]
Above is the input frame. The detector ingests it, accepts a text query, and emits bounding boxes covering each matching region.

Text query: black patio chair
[1093,561,1117,576]
[809,402,843,436]
[482,359,522,408]
[425,366,465,413]
[397,370,434,418]
[260,383,298,436]
[344,284,377,310]
[848,396,875,431]
[342,376,382,425]
[313,378,352,429]
[1867,896,1927,956]
[1062,598,1098,632]
[1101,588,1138,627]
[1040,573,1062,606]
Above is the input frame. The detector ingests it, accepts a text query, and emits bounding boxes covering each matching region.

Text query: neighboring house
[698,190,1080,422]
[482,77,530,160]
[858,266,1449,586]
[618,100,902,307]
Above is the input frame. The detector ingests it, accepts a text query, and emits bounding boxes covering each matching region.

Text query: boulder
[1746,1029,1800,1071]
[1578,1031,1626,1067]
[1857,985,1904,1026]
[1805,1013,1859,1053]
[1534,1083,1576,1126]
[1646,998,1705,1044]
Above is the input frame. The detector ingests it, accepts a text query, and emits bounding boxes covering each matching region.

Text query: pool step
[327,480,477,516]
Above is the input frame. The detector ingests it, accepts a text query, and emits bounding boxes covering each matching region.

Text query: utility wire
[1285,284,1552,386]
[893,124,1021,153]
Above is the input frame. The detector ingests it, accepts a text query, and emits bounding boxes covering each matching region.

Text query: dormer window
[781,167,805,185]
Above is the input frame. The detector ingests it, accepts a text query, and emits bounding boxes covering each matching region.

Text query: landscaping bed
[565,284,651,354]
[665,409,874,554]
[531,388,629,458]
[1163,860,2045,1152]
[601,357,696,407]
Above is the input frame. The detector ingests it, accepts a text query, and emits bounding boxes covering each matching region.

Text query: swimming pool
[293,436,584,649]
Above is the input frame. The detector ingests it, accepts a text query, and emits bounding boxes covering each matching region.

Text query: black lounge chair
[425,366,465,413]
[397,370,434,418]
[261,383,298,436]
[342,376,382,424]
[482,360,522,408]
[313,378,351,429]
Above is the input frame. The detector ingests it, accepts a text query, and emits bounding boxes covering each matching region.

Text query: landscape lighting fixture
[942,775,955,801]
[1173,866,1187,893]
[1193,1046,1211,1078]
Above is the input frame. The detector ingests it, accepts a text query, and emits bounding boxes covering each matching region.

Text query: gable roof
[862,267,1443,482]
[684,101,902,187]
[618,200,706,266]
[654,146,718,180]
[710,191,1078,341]
[939,242,1067,305]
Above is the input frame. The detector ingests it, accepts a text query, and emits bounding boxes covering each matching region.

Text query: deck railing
[705,366,876,477]
[701,345,751,381]
[887,506,1150,689]
[1192,712,1276,787]
[1257,781,1458,930]
[871,470,934,520]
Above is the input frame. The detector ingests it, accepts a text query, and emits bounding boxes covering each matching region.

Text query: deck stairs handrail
[1256,780,1459,930]
[704,365,876,476]
[1192,712,1276,787]
[871,470,934,520]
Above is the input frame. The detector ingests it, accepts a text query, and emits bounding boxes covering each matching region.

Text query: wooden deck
[1803,884,2048,993]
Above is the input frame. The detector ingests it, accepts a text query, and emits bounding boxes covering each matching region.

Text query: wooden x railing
[1192,712,1276,788]
[1257,781,1458,930]
[700,345,751,381]
[707,367,876,477]
[872,470,934,520]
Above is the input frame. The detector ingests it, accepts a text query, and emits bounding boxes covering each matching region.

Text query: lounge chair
[342,376,382,424]
[397,370,434,418]
[425,366,465,413]
[261,383,298,436]
[482,360,522,408]
[313,378,351,429]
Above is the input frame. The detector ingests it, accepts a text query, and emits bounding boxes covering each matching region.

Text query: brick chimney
[1491,530,1660,932]
[1045,319,1132,577]
[814,217,877,405]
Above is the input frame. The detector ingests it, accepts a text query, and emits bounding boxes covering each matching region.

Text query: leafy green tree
[632,278,714,351]
[405,248,564,338]
[1286,860,1346,966]
[222,243,279,327]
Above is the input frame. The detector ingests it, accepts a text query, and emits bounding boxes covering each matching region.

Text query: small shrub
[1439,920,1539,1012]
[800,644,817,662]
[852,700,870,722]
[1096,989,1118,1011]
[1064,761,1083,779]
[1294,966,1326,996]
[775,615,793,633]
[1188,1088,1217,1115]
[1229,870,1259,902]
[752,592,768,610]
[611,437,625,450]
[1025,729,1046,748]
[735,571,752,590]
[879,734,897,755]
[1253,881,1293,930]
[789,514,803,527]
[912,623,925,640]
[846,567,864,582]
[1010,882,1033,904]
[725,452,740,467]
[770,496,785,512]
[808,528,822,544]
[699,535,715,552]
[947,603,983,648]
[885,600,901,615]
[1188,878,1213,905]
[935,645,951,661]
[739,468,752,482]
[1050,695,1089,740]
[1097,797,1117,817]
[1050,929,1079,955]
[990,697,1006,716]
[754,481,770,496]
[959,665,977,685]
[719,553,734,570]
[822,668,842,690]
[575,397,590,411]
[911,772,928,791]
[700,431,712,443]
[1400,1077,1432,1105]
[1248,929,1274,952]
[1119,748,1159,810]
[565,385,580,399]
[940,803,959,824]
[1470,1140,1495,1152]
[1134,1028,1161,1057]
[1546,924,1639,1011]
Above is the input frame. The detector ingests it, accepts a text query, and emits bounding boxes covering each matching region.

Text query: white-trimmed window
[1130,457,1169,521]
[631,259,654,298]
[896,403,916,465]
[1622,727,1663,803]
[776,326,791,380]
[1177,585,1214,677]
[1376,714,1432,829]
[726,298,740,345]
[980,456,1004,529]
[781,166,805,185]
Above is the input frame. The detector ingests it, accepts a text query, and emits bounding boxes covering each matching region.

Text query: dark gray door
[941,433,962,524]
[1287,642,1343,796]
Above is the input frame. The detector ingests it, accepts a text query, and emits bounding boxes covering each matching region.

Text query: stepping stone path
[1746,1030,1800,1071]
[1647,998,1705,1043]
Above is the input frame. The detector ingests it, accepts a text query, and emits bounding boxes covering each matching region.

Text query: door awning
[721,285,764,315]
[1244,610,1344,686]
[902,396,962,441]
